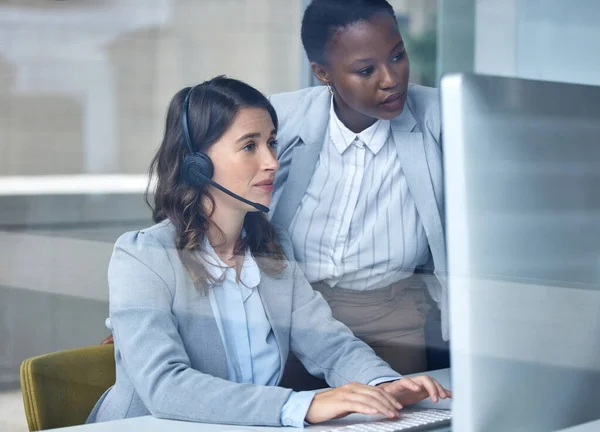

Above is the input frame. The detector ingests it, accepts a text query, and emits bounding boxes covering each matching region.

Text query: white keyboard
[322,409,452,432]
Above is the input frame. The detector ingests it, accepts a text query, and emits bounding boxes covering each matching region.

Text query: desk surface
[49,414,452,432]
[47,413,600,432]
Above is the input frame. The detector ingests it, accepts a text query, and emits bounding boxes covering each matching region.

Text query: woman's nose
[262,147,279,172]
[380,65,399,90]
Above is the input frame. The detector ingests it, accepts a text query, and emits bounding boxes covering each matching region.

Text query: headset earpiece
[180,86,215,186]
[181,151,214,187]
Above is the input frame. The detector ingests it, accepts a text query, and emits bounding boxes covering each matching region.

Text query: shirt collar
[203,240,261,289]
[328,95,391,155]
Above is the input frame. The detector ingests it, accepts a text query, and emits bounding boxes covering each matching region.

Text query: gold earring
[326,83,334,95]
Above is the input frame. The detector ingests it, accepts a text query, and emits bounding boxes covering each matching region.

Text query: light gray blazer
[269,84,449,340]
[87,220,400,426]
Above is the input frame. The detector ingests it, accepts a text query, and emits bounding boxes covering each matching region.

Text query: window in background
[389,0,438,87]
[435,0,475,83]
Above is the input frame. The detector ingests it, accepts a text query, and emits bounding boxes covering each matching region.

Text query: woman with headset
[87,76,450,427]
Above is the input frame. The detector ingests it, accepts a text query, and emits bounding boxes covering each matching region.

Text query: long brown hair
[145,76,285,291]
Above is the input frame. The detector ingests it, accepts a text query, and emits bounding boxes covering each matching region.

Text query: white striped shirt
[288,99,430,291]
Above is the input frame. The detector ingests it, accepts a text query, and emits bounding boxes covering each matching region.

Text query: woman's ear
[310,62,332,87]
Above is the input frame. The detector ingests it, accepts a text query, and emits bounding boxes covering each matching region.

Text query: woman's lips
[254,180,274,191]
[380,92,405,111]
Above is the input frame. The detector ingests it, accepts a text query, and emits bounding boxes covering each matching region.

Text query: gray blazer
[269,84,448,340]
[87,220,400,426]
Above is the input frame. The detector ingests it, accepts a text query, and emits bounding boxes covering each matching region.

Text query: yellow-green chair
[20,344,115,431]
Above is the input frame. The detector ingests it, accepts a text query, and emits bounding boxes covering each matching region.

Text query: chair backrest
[20,344,115,431]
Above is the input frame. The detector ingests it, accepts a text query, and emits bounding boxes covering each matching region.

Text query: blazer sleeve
[276,229,402,387]
[108,230,294,426]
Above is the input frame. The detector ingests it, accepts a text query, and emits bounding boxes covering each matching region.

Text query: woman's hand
[305,382,403,424]
[377,375,452,407]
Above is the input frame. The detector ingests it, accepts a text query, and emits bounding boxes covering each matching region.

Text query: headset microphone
[179,85,270,213]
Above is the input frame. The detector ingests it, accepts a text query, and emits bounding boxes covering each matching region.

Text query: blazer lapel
[271,90,330,229]
[392,106,446,272]
[256,270,293,383]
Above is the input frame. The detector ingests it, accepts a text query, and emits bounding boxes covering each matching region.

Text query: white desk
[47,409,600,432]
[46,412,600,432]
[48,413,452,432]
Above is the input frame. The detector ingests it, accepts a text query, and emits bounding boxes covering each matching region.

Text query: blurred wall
[0,0,303,176]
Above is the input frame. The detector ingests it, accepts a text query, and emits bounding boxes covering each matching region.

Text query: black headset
[179,85,269,213]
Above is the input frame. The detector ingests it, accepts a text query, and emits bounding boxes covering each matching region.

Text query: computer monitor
[441,74,600,432]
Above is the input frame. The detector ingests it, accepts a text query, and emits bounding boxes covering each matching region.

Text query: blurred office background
[1,0,599,431]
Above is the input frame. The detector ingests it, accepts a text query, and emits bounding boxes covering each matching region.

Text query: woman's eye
[243,142,256,152]
[268,139,278,149]
[357,66,374,77]
[392,51,405,62]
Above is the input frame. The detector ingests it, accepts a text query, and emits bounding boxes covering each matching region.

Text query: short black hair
[301,0,396,64]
